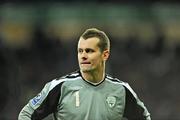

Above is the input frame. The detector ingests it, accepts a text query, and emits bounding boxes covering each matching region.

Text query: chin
[80,68,93,72]
[81,69,91,72]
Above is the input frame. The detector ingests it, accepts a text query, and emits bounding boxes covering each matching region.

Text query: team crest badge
[106,96,116,108]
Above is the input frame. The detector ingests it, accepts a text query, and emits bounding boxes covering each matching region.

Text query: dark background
[0,0,180,119]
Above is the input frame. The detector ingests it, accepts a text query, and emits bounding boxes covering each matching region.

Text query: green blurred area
[1,3,180,48]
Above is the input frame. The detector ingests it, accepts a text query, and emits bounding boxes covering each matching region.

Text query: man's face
[78,37,107,73]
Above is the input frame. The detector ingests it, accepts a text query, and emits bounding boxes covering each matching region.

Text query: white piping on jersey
[120,81,151,118]
[106,76,150,118]
[69,72,80,76]
[49,76,80,91]
[49,79,64,91]
[106,76,138,99]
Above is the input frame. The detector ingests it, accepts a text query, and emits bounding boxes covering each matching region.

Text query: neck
[80,68,105,83]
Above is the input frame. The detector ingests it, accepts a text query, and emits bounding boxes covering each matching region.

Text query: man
[18,28,151,120]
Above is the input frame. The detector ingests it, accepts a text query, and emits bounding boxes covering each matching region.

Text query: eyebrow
[78,48,95,52]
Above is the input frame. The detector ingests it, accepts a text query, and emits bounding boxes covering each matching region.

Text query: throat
[81,70,105,84]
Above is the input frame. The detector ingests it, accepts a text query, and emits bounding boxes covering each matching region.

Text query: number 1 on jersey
[74,91,80,107]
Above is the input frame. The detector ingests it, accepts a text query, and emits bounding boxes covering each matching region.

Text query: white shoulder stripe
[106,78,138,99]
[120,82,151,117]
[49,77,79,90]
[119,82,138,99]
[49,79,64,91]
[70,73,79,76]
[106,79,121,84]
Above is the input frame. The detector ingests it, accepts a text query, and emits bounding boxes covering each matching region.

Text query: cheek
[92,56,102,65]
[78,54,81,60]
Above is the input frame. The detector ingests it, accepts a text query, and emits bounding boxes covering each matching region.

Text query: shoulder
[50,70,81,86]
[56,70,81,80]
[106,74,135,94]
[106,74,125,84]
[41,71,80,93]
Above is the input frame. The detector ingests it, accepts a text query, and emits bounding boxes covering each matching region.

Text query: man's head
[78,28,110,73]
[80,28,110,52]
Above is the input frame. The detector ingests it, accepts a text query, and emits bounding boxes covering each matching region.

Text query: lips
[81,62,91,64]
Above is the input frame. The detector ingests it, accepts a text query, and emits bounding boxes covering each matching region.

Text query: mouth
[81,62,91,64]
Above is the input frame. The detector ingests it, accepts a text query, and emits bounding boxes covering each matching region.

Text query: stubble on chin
[80,66,93,73]
[81,68,90,73]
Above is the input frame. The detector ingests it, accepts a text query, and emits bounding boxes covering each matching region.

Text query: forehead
[78,37,100,49]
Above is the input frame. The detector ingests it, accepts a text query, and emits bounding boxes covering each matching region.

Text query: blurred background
[0,0,180,120]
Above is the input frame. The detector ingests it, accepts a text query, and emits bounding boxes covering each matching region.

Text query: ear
[102,49,110,61]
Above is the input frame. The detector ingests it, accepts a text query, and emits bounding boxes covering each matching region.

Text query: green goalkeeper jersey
[18,70,151,120]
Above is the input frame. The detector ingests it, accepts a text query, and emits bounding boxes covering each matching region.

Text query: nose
[81,51,88,60]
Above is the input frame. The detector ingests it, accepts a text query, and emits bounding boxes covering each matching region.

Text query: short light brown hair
[80,28,110,52]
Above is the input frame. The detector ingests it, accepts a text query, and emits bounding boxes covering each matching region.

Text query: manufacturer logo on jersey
[106,96,116,108]
[31,93,42,106]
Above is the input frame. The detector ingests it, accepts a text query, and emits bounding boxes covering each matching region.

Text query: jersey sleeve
[18,79,64,120]
[122,82,151,120]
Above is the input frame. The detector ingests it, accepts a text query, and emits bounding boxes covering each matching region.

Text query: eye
[85,49,94,53]
[78,49,83,53]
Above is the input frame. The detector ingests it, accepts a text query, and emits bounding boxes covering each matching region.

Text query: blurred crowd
[0,3,180,120]
[0,0,180,4]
